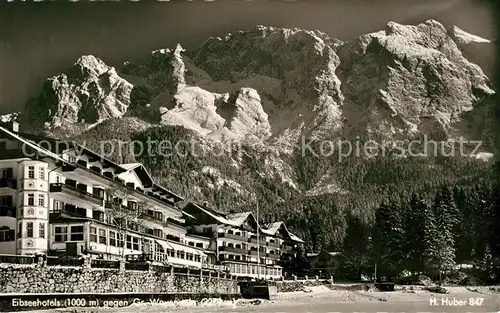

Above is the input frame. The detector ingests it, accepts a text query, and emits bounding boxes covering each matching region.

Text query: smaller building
[183,202,303,280]
[306,251,342,277]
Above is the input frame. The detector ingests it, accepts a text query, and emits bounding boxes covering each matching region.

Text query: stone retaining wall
[276,278,332,292]
[0,264,239,295]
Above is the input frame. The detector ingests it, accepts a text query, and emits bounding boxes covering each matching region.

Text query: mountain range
[1,20,497,239]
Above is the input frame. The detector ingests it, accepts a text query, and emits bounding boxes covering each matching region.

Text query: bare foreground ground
[20,285,500,313]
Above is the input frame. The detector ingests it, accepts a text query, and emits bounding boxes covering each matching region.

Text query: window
[56,175,61,183]
[38,194,45,207]
[28,166,35,179]
[39,223,45,238]
[109,231,116,246]
[117,233,124,247]
[0,226,14,242]
[39,167,45,180]
[55,226,68,242]
[54,201,62,211]
[0,196,12,206]
[98,229,107,245]
[27,194,34,206]
[70,226,84,241]
[17,222,22,238]
[90,227,97,242]
[26,222,33,238]
[1,168,13,178]
[132,237,139,250]
[127,235,132,249]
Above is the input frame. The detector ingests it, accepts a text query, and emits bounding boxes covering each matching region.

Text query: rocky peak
[447,25,495,79]
[20,55,133,135]
[191,25,344,138]
[160,86,270,142]
[123,44,187,95]
[338,19,494,141]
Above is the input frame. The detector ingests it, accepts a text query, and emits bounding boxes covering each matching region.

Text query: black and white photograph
[0,0,499,312]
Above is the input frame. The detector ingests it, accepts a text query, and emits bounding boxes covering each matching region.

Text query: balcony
[248,236,266,244]
[187,229,214,238]
[219,246,247,254]
[139,211,163,223]
[219,232,247,241]
[164,218,185,228]
[0,178,16,189]
[0,206,16,218]
[50,183,104,206]
[63,162,179,209]
[248,249,266,256]
[267,241,281,248]
[281,244,294,252]
[266,253,280,260]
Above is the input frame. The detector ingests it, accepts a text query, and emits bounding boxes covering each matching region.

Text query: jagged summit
[20,54,133,134]
[12,21,496,149]
[449,25,491,44]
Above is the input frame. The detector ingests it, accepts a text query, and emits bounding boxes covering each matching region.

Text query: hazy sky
[0,0,495,114]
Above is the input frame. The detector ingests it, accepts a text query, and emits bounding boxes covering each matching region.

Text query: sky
[0,0,496,114]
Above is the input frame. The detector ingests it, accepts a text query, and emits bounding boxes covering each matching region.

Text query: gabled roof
[183,202,304,242]
[0,126,183,203]
[226,212,256,226]
[263,221,286,235]
[185,203,240,227]
[0,126,67,163]
[119,163,154,188]
[262,221,304,243]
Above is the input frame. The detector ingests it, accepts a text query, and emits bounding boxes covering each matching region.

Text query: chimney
[9,121,19,133]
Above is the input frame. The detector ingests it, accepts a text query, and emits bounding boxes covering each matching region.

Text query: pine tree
[342,214,372,279]
[422,201,441,277]
[404,194,427,274]
[372,201,405,280]
[430,186,457,282]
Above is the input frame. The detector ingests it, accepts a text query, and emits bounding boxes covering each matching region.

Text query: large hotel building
[0,122,303,279]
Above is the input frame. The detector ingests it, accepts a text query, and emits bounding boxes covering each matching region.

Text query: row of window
[90,227,139,250]
[27,166,45,180]
[163,248,203,262]
[0,193,46,207]
[17,222,46,239]
[228,263,282,277]
[54,226,84,242]
[27,193,46,207]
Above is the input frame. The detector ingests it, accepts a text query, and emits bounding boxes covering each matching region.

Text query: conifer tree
[430,186,457,282]
[404,194,427,274]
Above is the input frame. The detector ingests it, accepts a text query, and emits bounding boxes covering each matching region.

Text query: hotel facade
[0,122,303,279]
[183,203,304,280]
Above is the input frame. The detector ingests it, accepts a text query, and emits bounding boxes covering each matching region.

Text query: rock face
[448,25,496,80]
[16,20,495,145]
[338,20,494,141]
[191,25,345,138]
[160,86,270,141]
[21,55,133,133]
